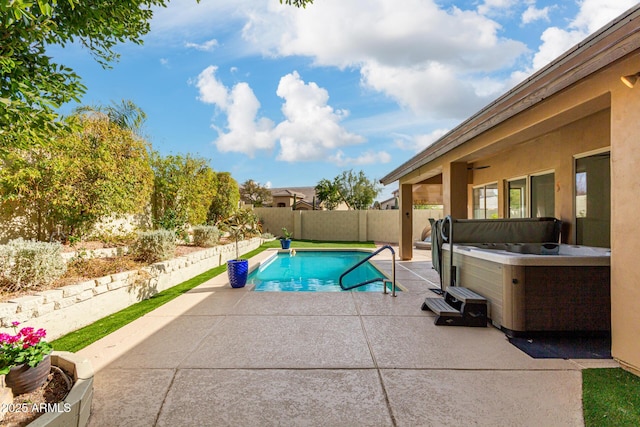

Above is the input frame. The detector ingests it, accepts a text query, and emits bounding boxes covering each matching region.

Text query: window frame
[472,182,499,219]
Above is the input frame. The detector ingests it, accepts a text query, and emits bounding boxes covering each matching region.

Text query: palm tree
[74,99,147,134]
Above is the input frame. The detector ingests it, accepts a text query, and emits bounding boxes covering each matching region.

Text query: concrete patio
[78,246,617,426]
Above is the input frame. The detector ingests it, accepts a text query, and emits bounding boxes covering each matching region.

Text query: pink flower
[0,333,10,344]
[19,327,34,336]
[11,321,20,327]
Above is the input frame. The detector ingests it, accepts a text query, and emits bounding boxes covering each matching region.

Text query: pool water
[248,250,390,292]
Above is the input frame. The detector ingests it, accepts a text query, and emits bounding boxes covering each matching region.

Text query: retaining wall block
[0,238,263,339]
[94,275,112,286]
[76,280,97,292]
[34,302,56,317]
[0,303,18,318]
[147,262,167,275]
[92,284,110,295]
[38,289,64,304]
[10,310,35,323]
[62,284,84,298]
[7,295,44,311]
[75,290,94,303]
[110,271,131,282]
[55,298,77,310]
[107,280,127,291]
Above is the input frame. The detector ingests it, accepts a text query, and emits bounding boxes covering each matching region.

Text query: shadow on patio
[78,246,607,426]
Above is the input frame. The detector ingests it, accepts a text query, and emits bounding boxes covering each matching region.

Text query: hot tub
[441,243,611,336]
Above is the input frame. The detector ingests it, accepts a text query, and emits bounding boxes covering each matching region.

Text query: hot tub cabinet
[442,244,611,336]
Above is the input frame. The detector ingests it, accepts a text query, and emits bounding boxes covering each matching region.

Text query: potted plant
[219,209,261,288]
[280,227,292,249]
[0,321,52,395]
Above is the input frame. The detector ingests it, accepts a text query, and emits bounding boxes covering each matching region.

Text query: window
[472,183,498,219]
[530,173,555,217]
[508,178,527,218]
[575,152,610,247]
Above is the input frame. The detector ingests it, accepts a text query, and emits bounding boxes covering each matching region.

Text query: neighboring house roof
[272,189,306,199]
[269,187,317,204]
[380,5,640,185]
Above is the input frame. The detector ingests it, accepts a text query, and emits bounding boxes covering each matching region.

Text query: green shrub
[0,239,67,291]
[192,226,220,248]
[132,230,176,263]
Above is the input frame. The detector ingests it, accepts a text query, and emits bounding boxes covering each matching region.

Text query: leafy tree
[207,172,240,225]
[315,178,343,211]
[218,208,262,260]
[0,113,153,239]
[239,180,272,207]
[74,100,147,134]
[1,0,314,151]
[0,0,169,151]
[151,153,218,232]
[337,170,381,210]
[315,170,381,210]
[280,0,314,7]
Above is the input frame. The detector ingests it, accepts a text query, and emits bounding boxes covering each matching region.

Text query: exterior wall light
[620,72,640,88]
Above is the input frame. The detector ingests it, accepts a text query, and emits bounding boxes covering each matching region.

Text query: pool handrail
[339,245,397,296]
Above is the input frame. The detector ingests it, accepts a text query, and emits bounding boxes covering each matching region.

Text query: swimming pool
[248,250,392,292]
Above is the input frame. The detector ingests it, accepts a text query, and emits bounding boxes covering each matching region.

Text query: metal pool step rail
[422,286,488,327]
[339,245,397,296]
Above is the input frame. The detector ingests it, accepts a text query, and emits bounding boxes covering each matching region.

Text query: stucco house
[268,186,349,210]
[270,188,315,210]
[381,6,640,375]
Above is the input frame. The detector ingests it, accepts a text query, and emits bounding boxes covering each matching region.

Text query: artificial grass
[50,241,375,352]
[51,244,270,352]
[583,368,640,426]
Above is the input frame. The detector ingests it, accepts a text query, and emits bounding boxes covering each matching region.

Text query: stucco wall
[611,64,640,375]
[0,210,150,245]
[468,109,610,243]
[255,208,443,243]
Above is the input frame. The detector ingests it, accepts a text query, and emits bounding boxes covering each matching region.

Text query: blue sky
[53,0,638,202]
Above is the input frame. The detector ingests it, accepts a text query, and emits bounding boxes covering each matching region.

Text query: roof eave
[380,5,640,185]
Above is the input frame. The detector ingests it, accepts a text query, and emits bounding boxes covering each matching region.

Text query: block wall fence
[255,208,444,243]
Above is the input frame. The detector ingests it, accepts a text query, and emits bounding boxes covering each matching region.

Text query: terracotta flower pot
[5,354,51,395]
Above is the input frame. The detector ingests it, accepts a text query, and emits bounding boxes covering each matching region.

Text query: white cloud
[195,68,369,163]
[329,150,391,167]
[572,0,638,34]
[274,71,365,162]
[477,0,517,16]
[521,5,550,25]
[361,61,487,118]
[160,58,169,66]
[185,39,219,52]
[150,0,255,38]
[195,66,230,109]
[178,0,638,163]
[195,66,275,156]
[529,0,638,73]
[241,0,527,120]
[215,82,275,155]
[394,129,450,153]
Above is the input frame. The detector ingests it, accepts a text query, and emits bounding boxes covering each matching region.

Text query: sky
[52,0,638,202]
